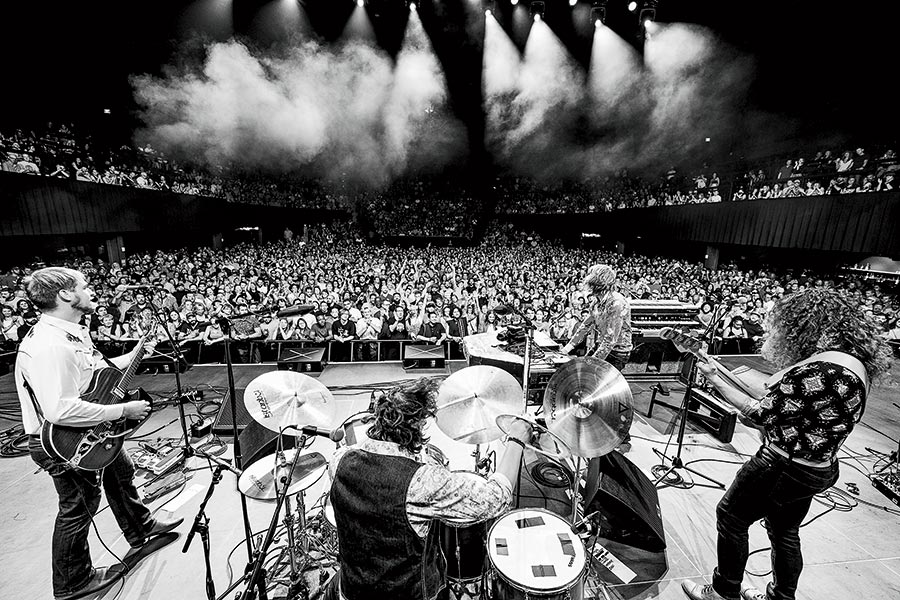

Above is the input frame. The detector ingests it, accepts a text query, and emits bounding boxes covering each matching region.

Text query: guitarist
[14,267,183,600]
[681,288,892,600]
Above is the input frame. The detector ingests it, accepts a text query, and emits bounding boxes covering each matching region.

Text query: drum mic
[300,425,345,443]
[571,511,600,535]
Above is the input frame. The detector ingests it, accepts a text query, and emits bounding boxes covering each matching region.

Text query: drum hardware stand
[472,444,495,475]
[650,303,726,490]
[216,316,267,600]
[184,465,224,600]
[239,431,310,600]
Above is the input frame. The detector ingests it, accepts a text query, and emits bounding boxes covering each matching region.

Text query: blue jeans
[29,436,153,597]
[712,445,838,600]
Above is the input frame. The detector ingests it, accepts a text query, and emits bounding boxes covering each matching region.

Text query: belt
[765,443,834,469]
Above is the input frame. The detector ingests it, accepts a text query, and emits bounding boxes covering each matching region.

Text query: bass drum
[437,471,492,583]
[487,508,586,600]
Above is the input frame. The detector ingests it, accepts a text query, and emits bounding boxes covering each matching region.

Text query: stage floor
[1,360,899,600]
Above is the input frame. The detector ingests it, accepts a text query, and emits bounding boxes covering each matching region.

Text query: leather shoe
[54,565,126,600]
[132,516,184,548]
[682,581,731,600]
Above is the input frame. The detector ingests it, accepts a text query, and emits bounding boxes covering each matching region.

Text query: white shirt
[15,314,132,435]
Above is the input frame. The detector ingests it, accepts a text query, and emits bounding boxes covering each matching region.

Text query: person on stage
[560,264,633,372]
[682,288,891,600]
[325,377,533,600]
[15,267,183,600]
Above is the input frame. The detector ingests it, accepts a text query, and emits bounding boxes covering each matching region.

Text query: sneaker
[681,581,729,600]
[740,584,768,600]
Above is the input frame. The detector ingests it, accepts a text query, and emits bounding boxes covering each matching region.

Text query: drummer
[325,377,533,600]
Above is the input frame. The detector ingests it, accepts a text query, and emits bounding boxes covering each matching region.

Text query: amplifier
[647,384,738,443]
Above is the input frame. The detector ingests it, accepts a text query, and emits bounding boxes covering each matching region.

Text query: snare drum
[487,508,586,600]
[339,411,376,447]
[438,471,492,582]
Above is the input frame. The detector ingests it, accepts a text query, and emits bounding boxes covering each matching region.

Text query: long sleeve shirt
[329,439,513,538]
[567,291,633,359]
[15,314,138,435]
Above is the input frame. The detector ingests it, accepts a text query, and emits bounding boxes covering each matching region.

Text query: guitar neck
[115,335,149,395]
[701,353,761,400]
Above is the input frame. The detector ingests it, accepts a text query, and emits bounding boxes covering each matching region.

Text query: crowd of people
[2,224,897,365]
[3,123,896,227]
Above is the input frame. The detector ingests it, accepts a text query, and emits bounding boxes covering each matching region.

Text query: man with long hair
[561,264,633,371]
[326,377,532,600]
[682,288,892,600]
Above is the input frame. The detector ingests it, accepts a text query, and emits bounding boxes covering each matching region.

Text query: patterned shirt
[329,439,513,538]
[567,291,633,359]
[744,361,866,463]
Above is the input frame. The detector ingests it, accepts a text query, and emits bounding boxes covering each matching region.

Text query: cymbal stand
[570,455,584,524]
[241,432,310,600]
[472,444,495,476]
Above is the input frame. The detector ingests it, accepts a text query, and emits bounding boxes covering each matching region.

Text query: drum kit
[226,356,632,600]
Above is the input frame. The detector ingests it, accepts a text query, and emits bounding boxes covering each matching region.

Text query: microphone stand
[651,301,727,489]
[184,465,224,600]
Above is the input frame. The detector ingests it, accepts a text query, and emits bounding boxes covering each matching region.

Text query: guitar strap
[20,374,45,425]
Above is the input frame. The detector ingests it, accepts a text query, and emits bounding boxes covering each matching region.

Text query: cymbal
[495,413,572,461]
[238,449,328,501]
[243,371,336,433]
[543,357,633,458]
[435,366,524,445]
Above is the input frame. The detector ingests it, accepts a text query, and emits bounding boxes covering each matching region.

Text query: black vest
[330,449,445,600]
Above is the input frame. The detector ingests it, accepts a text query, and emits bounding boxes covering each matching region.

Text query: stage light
[511,0,519,5]
[569,0,578,6]
[639,0,657,26]
[530,1,544,21]
[485,0,495,16]
[408,1,416,10]
[591,0,607,25]
[627,1,637,11]
[356,0,364,7]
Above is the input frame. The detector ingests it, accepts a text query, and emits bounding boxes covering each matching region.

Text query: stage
[0,360,899,600]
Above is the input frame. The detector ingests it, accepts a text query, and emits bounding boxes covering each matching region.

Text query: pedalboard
[872,471,900,506]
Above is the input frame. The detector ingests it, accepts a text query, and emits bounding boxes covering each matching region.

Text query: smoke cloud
[484,21,757,180]
[131,17,465,188]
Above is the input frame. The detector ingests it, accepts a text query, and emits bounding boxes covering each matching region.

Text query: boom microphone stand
[650,302,727,489]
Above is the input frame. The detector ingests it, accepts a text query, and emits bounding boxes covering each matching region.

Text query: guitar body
[40,366,150,470]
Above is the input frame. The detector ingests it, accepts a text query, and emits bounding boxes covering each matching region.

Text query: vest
[330,449,445,600]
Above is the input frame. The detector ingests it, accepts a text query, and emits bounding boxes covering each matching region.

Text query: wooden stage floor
[0,360,899,600]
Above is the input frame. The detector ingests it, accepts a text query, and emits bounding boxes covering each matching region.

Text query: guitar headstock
[659,326,705,354]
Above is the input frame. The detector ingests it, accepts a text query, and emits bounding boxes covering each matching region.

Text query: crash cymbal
[543,357,633,458]
[435,366,525,444]
[495,413,572,461]
[243,371,336,433]
[238,449,327,501]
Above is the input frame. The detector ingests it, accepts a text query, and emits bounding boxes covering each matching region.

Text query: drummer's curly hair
[368,377,439,455]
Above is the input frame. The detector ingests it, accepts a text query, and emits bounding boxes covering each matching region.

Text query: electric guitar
[41,335,153,470]
[659,327,763,400]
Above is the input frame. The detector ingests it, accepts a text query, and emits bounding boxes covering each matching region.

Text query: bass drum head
[487,508,586,597]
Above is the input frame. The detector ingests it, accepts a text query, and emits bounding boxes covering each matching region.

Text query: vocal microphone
[299,425,345,443]
[117,284,157,291]
[276,304,315,319]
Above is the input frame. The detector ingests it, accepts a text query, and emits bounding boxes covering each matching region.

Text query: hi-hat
[435,365,524,444]
[238,449,327,501]
[543,357,633,458]
[243,371,336,433]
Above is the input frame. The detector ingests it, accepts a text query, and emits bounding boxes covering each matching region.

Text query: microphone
[276,304,315,319]
[299,425,345,443]
[117,284,157,291]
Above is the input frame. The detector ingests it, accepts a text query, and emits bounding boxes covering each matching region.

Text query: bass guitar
[41,335,153,470]
[658,327,763,400]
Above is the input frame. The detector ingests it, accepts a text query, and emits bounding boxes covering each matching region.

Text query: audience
[1,223,897,365]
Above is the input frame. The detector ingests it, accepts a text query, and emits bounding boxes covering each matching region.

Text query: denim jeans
[29,436,153,597]
[712,445,839,600]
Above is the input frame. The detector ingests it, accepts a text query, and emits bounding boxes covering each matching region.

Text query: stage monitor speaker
[277,345,326,373]
[403,344,446,369]
[237,420,297,469]
[585,451,666,552]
